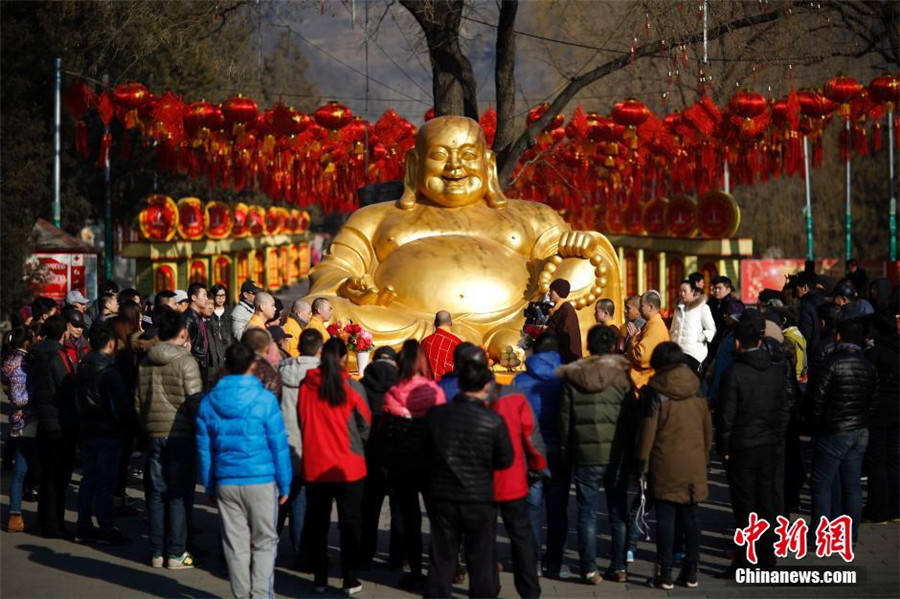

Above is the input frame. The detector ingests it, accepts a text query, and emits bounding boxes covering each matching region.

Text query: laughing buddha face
[414,117,491,208]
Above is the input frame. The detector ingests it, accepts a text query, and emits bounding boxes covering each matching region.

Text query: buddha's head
[400,116,506,210]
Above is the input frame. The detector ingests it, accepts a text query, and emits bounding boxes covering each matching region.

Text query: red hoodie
[298,368,371,483]
[490,387,547,502]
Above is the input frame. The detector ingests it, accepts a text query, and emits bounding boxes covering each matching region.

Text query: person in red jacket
[490,378,548,599]
[298,338,371,596]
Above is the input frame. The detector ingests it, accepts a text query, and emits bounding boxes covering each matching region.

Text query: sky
[265,0,551,125]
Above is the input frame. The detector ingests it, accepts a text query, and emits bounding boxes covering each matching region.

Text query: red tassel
[812,137,824,169]
[853,124,868,157]
[839,128,850,164]
[96,131,112,169]
[872,122,883,152]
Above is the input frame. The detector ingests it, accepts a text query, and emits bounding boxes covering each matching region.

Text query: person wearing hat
[269,326,294,361]
[65,290,89,323]
[545,278,582,364]
[61,306,89,365]
[171,290,189,313]
[707,300,746,406]
[231,281,262,341]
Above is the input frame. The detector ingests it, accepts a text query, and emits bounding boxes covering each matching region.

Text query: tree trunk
[400,0,478,119]
[492,0,518,160]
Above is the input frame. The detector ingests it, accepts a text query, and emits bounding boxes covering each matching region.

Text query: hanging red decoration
[611,99,651,128]
[314,101,353,130]
[797,90,837,119]
[221,94,259,127]
[527,103,565,131]
[728,91,767,119]
[63,80,97,160]
[184,100,224,137]
[424,107,435,121]
[113,82,150,110]
[868,74,900,111]
[824,77,864,118]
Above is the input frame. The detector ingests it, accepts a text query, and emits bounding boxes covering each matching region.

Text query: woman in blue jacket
[196,342,292,599]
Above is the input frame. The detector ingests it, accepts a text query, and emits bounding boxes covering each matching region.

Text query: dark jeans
[425,500,497,599]
[525,443,570,571]
[9,437,36,514]
[391,476,428,577]
[573,464,627,574]
[146,437,195,556]
[865,425,900,522]
[725,444,779,567]
[38,431,78,535]
[497,498,541,599]
[655,500,701,569]
[306,479,365,588]
[361,462,404,567]
[811,429,868,543]
[277,476,307,560]
[77,437,123,533]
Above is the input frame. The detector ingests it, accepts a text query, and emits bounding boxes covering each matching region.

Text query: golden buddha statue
[304,116,622,357]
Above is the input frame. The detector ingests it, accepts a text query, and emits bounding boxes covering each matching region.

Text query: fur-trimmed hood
[556,353,630,393]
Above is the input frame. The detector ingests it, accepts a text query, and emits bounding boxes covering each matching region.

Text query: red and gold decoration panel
[138,195,178,242]
[176,197,205,240]
[205,201,233,239]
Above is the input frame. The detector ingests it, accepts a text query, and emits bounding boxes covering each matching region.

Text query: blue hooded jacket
[196,374,292,496]
[513,351,563,446]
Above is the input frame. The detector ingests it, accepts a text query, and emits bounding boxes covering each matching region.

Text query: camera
[524,300,553,326]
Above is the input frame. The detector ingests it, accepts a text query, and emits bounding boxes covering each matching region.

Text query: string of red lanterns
[62,74,899,229]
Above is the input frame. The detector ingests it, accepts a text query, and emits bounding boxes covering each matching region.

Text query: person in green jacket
[558,326,633,584]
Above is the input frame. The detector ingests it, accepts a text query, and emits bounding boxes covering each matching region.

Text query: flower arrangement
[326,321,374,353]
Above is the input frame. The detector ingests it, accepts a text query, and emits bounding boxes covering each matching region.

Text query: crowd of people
[1,261,897,598]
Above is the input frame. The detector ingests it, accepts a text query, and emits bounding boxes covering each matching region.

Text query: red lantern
[797,90,837,119]
[314,101,353,130]
[587,114,624,143]
[184,100,224,136]
[824,76,864,105]
[527,103,565,131]
[728,91,767,119]
[424,107,435,121]
[869,74,900,110]
[113,82,150,110]
[611,99,650,128]
[221,95,259,127]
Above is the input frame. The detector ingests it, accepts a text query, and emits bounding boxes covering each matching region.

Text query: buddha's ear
[398,148,418,210]
[484,149,508,209]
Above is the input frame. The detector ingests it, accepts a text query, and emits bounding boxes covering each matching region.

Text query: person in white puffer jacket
[669,280,716,374]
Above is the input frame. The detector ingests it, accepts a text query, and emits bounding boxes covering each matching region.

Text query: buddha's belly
[374,235,531,315]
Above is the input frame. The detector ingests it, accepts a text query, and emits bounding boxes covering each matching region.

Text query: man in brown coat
[546,279,582,364]
[636,342,712,590]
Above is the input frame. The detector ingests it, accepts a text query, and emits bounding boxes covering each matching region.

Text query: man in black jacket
[32,314,79,538]
[717,320,790,574]
[795,272,827,355]
[809,319,877,544]
[75,324,132,545]
[184,282,210,383]
[424,362,514,599]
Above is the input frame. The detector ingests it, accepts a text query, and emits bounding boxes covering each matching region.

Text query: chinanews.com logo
[733,512,861,586]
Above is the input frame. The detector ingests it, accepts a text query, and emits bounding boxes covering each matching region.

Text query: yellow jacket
[282,315,305,357]
[246,313,267,332]
[627,313,670,390]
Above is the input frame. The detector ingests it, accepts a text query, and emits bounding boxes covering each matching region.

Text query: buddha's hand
[340,275,396,307]
[557,231,599,259]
